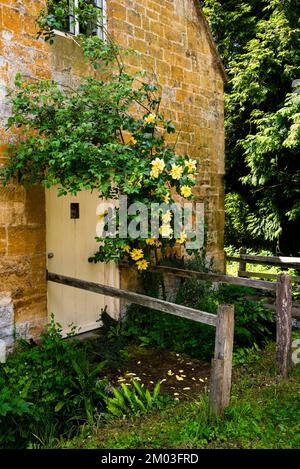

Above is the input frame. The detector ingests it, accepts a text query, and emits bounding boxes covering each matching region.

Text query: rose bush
[0,1,199,270]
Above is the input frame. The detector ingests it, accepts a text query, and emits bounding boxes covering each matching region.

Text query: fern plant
[104,379,162,418]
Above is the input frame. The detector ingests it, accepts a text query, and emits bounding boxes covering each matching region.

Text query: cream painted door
[46,188,120,335]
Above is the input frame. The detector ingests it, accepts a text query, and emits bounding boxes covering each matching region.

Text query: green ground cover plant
[0,318,109,448]
[53,342,300,449]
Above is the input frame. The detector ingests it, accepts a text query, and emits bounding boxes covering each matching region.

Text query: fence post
[209,304,234,416]
[276,274,292,378]
[238,247,247,277]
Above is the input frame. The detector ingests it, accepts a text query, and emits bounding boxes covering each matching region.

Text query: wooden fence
[47,253,295,414]
[226,248,300,325]
[149,264,293,378]
[227,248,300,282]
[47,271,234,417]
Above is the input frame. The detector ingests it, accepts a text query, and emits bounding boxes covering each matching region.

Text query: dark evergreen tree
[203,0,300,254]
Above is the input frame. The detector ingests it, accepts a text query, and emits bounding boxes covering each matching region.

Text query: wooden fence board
[210,304,234,416]
[47,271,217,326]
[149,265,276,292]
[276,274,292,377]
[227,254,300,270]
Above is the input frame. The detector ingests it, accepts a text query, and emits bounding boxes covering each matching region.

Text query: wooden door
[46,188,120,335]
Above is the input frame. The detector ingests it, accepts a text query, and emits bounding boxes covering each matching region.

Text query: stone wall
[0,1,48,346]
[0,0,225,345]
[108,0,225,271]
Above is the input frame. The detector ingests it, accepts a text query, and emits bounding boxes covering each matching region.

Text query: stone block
[0,293,13,345]
[7,225,45,256]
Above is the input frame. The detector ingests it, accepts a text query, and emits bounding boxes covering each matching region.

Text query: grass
[53,342,300,449]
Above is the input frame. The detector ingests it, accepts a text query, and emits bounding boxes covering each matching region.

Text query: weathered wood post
[209,304,234,417]
[238,247,247,277]
[276,274,292,378]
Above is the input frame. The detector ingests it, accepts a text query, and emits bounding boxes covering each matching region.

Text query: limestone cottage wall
[0,0,225,346]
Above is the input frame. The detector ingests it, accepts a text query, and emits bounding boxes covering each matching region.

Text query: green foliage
[0,383,30,448]
[0,318,108,448]
[55,344,300,449]
[1,1,198,270]
[203,0,300,253]
[104,379,162,418]
[232,343,261,365]
[121,271,274,361]
[217,284,275,348]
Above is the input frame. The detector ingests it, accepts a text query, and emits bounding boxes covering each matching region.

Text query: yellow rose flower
[180,186,192,198]
[176,232,187,245]
[144,113,156,124]
[136,259,149,270]
[170,163,183,180]
[122,245,131,253]
[162,211,172,223]
[159,224,173,238]
[129,136,137,145]
[162,193,170,203]
[151,168,160,178]
[150,158,165,178]
[185,159,197,173]
[146,238,157,246]
[145,238,162,248]
[97,209,109,221]
[130,249,144,261]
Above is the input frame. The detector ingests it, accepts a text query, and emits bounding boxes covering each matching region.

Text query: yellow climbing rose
[130,249,144,261]
[159,224,173,238]
[97,209,108,221]
[129,136,137,145]
[144,113,156,124]
[185,159,197,173]
[170,163,183,180]
[122,245,131,253]
[162,193,171,203]
[136,259,149,270]
[162,211,172,223]
[146,238,157,246]
[180,186,192,198]
[176,232,187,244]
[150,158,165,178]
[145,238,162,248]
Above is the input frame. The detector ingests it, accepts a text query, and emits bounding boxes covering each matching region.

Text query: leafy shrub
[217,284,275,348]
[0,381,30,448]
[122,273,275,361]
[0,318,108,448]
[104,380,162,418]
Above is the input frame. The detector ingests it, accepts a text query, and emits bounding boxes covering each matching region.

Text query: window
[49,1,107,39]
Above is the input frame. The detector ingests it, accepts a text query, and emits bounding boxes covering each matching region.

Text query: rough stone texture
[108,0,225,272]
[0,0,225,342]
[0,1,48,344]
[0,292,14,347]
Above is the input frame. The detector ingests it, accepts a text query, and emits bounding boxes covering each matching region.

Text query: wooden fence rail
[148,264,293,378]
[227,252,300,271]
[148,264,276,292]
[47,271,234,416]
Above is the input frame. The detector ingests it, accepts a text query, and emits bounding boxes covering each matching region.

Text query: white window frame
[68,0,107,39]
[95,0,107,40]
